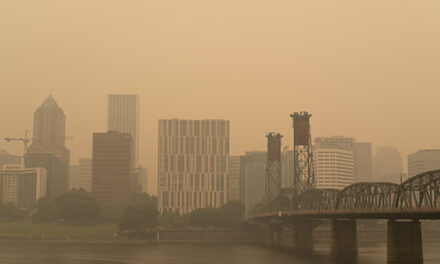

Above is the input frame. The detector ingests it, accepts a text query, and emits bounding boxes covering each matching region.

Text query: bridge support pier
[387,220,423,264]
[331,219,358,260]
[292,219,314,253]
[265,223,283,246]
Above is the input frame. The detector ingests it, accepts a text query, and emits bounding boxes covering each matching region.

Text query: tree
[189,207,219,227]
[217,200,245,228]
[33,196,58,222]
[55,189,101,224]
[0,203,26,220]
[118,193,158,232]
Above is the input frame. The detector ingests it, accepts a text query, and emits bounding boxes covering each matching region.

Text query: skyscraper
[158,119,230,214]
[313,137,356,190]
[372,146,403,183]
[92,131,132,207]
[408,149,440,177]
[78,158,92,192]
[240,151,266,214]
[228,155,243,201]
[27,95,70,198]
[107,94,139,167]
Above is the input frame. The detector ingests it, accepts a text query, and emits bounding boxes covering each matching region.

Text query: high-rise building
[0,149,21,169]
[240,151,266,215]
[408,149,440,177]
[228,155,243,201]
[354,142,372,182]
[372,146,403,183]
[136,166,148,193]
[313,137,355,190]
[69,165,79,190]
[0,165,46,209]
[158,119,230,214]
[24,153,60,198]
[27,95,70,197]
[92,131,132,207]
[78,158,92,192]
[108,94,139,167]
[281,148,294,188]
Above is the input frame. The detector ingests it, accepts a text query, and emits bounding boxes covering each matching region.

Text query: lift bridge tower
[265,132,282,206]
[290,112,314,196]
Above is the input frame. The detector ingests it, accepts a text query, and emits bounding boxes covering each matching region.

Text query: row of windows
[159,173,228,192]
[159,155,228,173]
[159,120,229,137]
[159,136,229,155]
[160,191,228,209]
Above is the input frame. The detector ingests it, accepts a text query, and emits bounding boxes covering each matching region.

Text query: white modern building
[158,119,230,214]
[408,149,440,177]
[0,165,46,209]
[313,137,356,190]
[228,155,242,201]
[78,158,92,192]
[108,94,139,167]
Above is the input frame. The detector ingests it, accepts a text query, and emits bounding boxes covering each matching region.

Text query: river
[1,240,440,264]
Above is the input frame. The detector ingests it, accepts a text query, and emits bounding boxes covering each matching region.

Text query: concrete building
[0,165,46,209]
[27,95,70,197]
[69,165,79,190]
[92,131,132,207]
[408,149,440,177]
[24,153,60,199]
[108,94,139,167]
[372,146,403,183]
[158,119,230,214]
[354,142,372,182]
[240,151,266,214]
[228,155,243,201]
[313,137,356,190]
[281,148,294,188]
[78,158,92,192]
[136,166,148,193]
[0,149,21,169]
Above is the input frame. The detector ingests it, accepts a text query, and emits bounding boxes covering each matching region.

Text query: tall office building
[313,137,356,190]
[408,149,440,177]
[281,148,294,188]
[92,131,132,207]
[0,149,21,169]
[69,165,79,190]
[228,155,242,201]
[158,119,230,214]
[372,146,403,183]
[0,165,46,209]
[354,142,372,182]
[27,95,70,197]
[108,94,139,167]
[240,151,266,214]
[78,158,92,192]
[136,166,148,193]
[24,153,60,198]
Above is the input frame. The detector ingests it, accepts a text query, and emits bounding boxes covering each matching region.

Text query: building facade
[158,119,230,214]
[372,146,403,183]
[313,137,356,190]
[78,158,92,192]
[354,142,372,182]
[92,131,132,207]
[27,95,70,197]
[0,149,21,169]
[0,165,46,209]
[69,165,79,190]
[240,151,266,215]
[24,153,60,199]
[408,149,440,177]
[228,155,242,201]
[108,94,139,167]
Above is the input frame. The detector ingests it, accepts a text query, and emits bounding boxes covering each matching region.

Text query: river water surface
[1,241,440,264]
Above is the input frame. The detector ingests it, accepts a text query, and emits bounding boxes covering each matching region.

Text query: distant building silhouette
[158,119,230,214]
[69,165,79,190]
[0,165,46,209]
[92,131,132,207]
[27,95,70,198]
[108,94,139,168]
[78,158,92,192]
[24,153,60,198]
[408,149,440,177]
[372,146,403,183]
[228,155,243,201]
[354,142,372,182]
[0,149,21,169]
[240,151,266,215]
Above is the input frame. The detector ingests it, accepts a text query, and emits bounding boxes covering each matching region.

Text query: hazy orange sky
[1,1,440,194]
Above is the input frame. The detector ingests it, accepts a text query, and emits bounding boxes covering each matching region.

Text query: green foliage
[117,193,159,232]
[189,200,245,228]
[55,189,101,224]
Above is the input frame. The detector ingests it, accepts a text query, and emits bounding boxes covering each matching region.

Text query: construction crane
[4,130,31,155]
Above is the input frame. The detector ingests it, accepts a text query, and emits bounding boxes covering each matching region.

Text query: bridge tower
[265,133,282,206]
[290,112,314,196]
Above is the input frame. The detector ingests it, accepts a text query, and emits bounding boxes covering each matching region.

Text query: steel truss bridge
[248,170,440,264]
